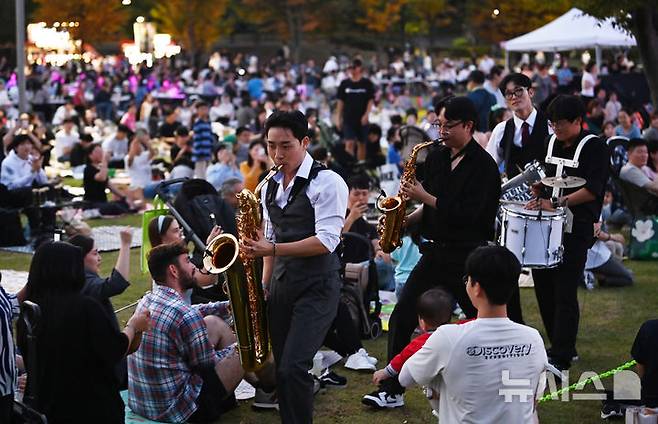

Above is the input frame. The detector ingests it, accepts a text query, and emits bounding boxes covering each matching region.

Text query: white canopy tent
[501,8,636,70]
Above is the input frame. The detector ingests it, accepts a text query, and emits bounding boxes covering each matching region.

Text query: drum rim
[501,205,566,220]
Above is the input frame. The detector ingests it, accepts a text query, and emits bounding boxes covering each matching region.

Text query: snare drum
[499,204,565,268]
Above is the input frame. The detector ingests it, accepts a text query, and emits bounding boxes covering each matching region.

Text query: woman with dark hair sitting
[147,215,223,303]
[68,228,134,387]
[16,241,150,424]
[83,142,134,215]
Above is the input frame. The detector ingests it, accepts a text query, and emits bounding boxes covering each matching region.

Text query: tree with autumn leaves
[32,0,128,46]
[577,0,658,117]
[151,0,230,67]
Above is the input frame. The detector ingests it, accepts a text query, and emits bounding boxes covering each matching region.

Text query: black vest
[265,160,340,281]
[502,110,549,178]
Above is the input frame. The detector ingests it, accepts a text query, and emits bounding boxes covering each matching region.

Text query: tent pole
[505,49,510,71]
[595,45,602,71]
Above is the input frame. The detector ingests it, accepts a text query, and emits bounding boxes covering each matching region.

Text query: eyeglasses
[548,120,574,130]
[504,87,527,100]
[430,120,463,131]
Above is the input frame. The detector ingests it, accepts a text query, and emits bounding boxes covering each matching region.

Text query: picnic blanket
[0,226,142,255]
[0,269,29,293]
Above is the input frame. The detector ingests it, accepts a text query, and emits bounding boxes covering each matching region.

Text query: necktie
[521,121,530,146]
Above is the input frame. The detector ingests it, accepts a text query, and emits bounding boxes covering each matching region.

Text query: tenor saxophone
[203,165,282,372]
[377,141,437,253]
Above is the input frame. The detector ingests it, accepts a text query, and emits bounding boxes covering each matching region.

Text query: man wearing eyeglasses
[486,73,552,178]
[525,95,610,371]
[363,96,501,409]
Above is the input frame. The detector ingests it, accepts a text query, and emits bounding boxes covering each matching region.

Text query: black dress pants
[387,247,476,363]
[532,223,592,366]
[268,271,340,424]
[324,301,363,357]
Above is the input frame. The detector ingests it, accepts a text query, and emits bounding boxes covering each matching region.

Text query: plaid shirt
[127,285,231,422]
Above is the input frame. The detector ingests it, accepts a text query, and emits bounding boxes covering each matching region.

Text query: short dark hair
[546,95,585,123]
[175,126,189,137]
[416,288,453,328]
[195,100,209,109]
[85,142,102,158]
[442,96,478,132]
[264,110,308,142]
[346,173,370,191]
[465,245,521,305]
[367,123,382,138]
[352,58,363,68]
[310,146,328,161]
[9,134,32,151]
[499,73,532,95]
[467,70,486,85]
[236,126,250,137]
[489,65,504,79]
[117,124,131,134]
[389,115,403,127]
[147,242,188,283]
[627,138,648,153]
[79,133,94,143]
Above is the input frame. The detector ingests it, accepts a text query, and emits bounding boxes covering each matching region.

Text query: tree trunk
[632,5,658,108]
[285,6,302,63]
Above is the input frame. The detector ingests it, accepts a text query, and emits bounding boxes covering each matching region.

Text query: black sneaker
[319,369,347,389]
[547,348,579,364]
[600,401,624,419]
[252,388,278,411]
[362,389,404,409]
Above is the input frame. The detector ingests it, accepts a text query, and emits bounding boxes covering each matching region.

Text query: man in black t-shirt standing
[525,95,610,371]
[336,58,375,162]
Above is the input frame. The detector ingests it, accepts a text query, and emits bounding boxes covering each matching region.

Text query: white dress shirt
[54,129,79,159]
[1,150,48,189]
[486,108,553,166]
[260,152,348,253]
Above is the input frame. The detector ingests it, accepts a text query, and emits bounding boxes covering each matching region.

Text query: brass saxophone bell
[203,233,240,274]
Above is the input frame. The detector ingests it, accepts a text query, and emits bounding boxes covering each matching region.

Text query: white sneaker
[345,348,376,371]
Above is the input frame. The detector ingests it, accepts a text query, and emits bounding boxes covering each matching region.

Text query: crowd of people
[0,48,656,423]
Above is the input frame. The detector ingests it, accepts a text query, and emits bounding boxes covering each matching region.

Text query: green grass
[2,222,656,423]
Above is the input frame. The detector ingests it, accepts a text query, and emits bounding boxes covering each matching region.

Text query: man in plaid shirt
[128,243,243,423]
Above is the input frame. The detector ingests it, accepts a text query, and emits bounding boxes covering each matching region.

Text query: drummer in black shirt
[369,97,501,408]
[525,95,610,370]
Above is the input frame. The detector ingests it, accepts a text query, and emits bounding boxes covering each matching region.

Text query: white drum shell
[500,205,565,268]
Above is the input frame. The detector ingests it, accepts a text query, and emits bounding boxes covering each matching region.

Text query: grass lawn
[1,213,656,423]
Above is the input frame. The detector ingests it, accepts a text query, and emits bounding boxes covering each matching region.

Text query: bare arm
[262,255,273,286]
[3,125,16,148]
[335,100,344,128]
[114,228,132,281]
[560,187,596,206]
[276,236,329,257]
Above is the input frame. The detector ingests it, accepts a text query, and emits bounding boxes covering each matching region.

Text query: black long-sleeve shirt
[420,139,501,245]
[82,268,130,332]
[17,294,129,424]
